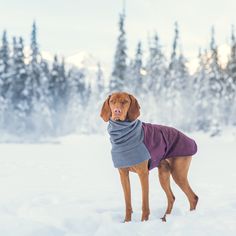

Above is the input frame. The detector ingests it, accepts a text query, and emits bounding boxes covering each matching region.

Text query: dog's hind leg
[158,159,175,222]
[170,156,199,211]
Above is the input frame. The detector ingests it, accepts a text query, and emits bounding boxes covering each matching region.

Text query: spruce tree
[110,10,127,91]
[31,21,40,63]
[207,27,224,135]
[225,25,236,125]
[28,21,42,111]
[193,49,210,131]
[10,37,30,133]
[128,41,144,94]
[165,22,181,125]
[163,22,191,129]
[0,30,10,97]
[49,55,60,107]
[146,34,167,94]
[96,62,105,97]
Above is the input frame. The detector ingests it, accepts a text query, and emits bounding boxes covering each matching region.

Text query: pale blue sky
[0,0,236,70]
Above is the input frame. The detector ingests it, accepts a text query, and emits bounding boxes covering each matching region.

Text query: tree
[31,21,40,63]
[110,10,127,91]
[131,41,144,94]
[193,49,210,131]
[206,27,224,135]
[65,67,86,133]
[0,30,10,130]
[225,25,236,125]
[164,22,191,129]
[48,55,68,134]
[27,21,42,112]
[0,30,11,97]
[146,34,167,94]
[96,62,105,97]
[10,37,30,133]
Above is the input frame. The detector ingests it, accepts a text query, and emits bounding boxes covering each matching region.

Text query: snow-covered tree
[9,37,30,133]
[48,55,68,134]
[0,30,10,130]
[96,62,106,97]
[225,25,236,126]
[206,27,224,135]
[64,67,86,133]
[164,22,191,129]
[30,59,53,136]
[193,49,210,131]
[110,10,127,91]
[0,30,11,98]
[27,21,43,114]
[127,41,145,95]
[146,34,167,94]
[30,21,40,63]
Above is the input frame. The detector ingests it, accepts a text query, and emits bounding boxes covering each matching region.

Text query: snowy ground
[0,131,236,236]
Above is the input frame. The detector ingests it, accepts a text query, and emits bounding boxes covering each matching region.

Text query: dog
[100,92,198,222]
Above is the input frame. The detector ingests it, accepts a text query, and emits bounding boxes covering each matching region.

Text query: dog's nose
[114,108,121,115]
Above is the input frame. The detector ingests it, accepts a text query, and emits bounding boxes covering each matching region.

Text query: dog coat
[108,119,151,168]
[142,122,197,170]
[107,119,197,170]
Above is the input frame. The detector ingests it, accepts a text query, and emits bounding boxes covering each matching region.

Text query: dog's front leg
[138,170,150,221]
[118,168,132,222]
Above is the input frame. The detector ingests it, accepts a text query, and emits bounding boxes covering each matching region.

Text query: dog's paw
[123,217,131,223]
[141,213,149,221]
[161,215,167,222]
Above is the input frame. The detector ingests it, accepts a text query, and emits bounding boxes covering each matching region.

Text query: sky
[0,0,236,73]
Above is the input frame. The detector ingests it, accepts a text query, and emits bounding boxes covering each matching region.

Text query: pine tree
[146,34,167,94]
[30,59,53,136]
[206,27,224,135]
[127,41,144,95]
[10,37,30,133]
[225,25,236,125]
[193,49,210,131]
[110,10,127,91]
[49,55,60,107]
[96,62,105,96]
[134,41,144,93]
[68,66,86,104]
[165,22,182,126]
[31,21,40,63]
[28,21,42,112]
[166,22,179,96]
[0,30,10,130]
[65,67,86,133]
[0,30,11,97]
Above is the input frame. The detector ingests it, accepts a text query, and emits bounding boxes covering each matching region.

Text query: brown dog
[100,92,198,222]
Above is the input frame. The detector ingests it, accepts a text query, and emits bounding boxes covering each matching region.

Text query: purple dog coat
[107,119,197,170]
[142,122,197,170]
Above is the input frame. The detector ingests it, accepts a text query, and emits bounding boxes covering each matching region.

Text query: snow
[66,51,98,70]
[0,132,236,236]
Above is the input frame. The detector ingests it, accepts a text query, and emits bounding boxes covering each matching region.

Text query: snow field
[0,133,236,235]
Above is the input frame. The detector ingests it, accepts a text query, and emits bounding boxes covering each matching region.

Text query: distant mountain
[66,51,99,71]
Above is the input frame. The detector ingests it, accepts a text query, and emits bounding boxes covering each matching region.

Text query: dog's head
[100,92,140,122]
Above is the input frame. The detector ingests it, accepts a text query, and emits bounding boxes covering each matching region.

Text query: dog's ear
[100,95,111,122]
[127,94,140,121]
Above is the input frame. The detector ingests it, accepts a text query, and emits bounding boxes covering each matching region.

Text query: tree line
[0,15,236,139]
[0,22,104,138]
[111,12,236,136]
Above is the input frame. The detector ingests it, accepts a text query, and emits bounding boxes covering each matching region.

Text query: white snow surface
[0,132,236,236]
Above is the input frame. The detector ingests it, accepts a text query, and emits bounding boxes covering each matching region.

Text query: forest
[0,13,236,138]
